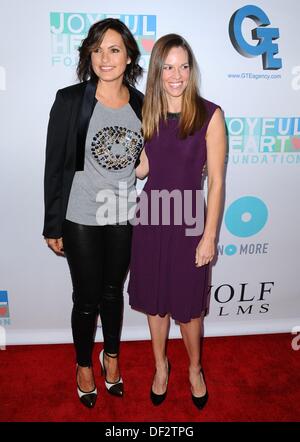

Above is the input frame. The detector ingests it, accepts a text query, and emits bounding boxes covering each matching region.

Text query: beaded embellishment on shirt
[91,126,143,170]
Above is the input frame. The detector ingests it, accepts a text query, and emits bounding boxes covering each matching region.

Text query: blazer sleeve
[129,87,144,169]
[43,90,71,238]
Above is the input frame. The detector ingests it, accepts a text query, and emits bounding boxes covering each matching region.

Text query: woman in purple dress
[128,34,226,409]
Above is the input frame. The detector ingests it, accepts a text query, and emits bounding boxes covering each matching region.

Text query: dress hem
[129,302,207,324]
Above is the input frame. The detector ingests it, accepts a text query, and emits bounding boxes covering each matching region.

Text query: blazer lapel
[128,85,143,121]
[76,79,97,170]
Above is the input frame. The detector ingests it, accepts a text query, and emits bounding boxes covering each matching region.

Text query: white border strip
[4,318,299,346]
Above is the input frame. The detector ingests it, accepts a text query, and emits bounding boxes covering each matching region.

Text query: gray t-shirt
[66,101,143,225]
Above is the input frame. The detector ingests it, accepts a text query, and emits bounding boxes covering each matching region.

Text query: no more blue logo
[225,196,268,238]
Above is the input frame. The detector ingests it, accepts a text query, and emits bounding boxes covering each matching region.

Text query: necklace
[167,111,181,119]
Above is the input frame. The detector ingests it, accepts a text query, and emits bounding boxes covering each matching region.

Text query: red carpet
[0,333,299,422]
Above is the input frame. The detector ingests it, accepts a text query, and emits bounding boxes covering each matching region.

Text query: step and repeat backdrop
[0,0,299,345]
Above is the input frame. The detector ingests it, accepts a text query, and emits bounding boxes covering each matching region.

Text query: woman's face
[91,28,131,83]
[162,46,190,101]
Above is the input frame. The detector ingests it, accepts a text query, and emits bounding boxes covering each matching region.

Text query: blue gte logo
[229,5,282,70]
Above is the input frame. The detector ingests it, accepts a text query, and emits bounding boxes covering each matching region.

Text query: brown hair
[77,18,143,85]
[142,34,207,141]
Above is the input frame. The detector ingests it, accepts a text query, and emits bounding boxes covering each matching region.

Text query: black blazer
[43,79,144,238]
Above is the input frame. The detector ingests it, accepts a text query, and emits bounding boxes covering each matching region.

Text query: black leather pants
[62,219,132,367]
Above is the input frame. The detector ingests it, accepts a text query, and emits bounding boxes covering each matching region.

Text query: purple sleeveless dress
[128,99,220,323]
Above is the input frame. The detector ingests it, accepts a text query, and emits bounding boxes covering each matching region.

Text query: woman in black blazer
[43,18,143,408]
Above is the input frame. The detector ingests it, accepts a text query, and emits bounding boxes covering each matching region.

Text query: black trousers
[62,219,132,367]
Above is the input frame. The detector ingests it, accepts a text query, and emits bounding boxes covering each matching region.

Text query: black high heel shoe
[150,360,171,406]
[191,368,208,410]
[99,349,124,397]
[76,365,97,408]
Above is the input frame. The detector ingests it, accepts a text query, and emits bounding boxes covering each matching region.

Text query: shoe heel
[150,359,170,406]
[76,365,97,408]
[99,349,124,397]
[191,368,208,410]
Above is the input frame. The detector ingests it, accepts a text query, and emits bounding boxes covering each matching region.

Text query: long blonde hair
[143,34,207,141]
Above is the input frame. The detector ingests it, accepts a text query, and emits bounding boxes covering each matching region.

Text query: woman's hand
[195,236,215,267]
[45,237,64,255]
[135,148,149,179]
